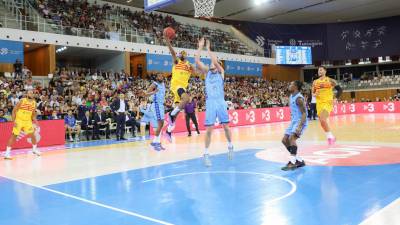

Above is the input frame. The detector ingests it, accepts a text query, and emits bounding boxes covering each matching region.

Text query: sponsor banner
[236,16,400,60]
[146,54,211,72]
[224,61,262,77]
[0,40,24,63]
[152,101,400,134]
[0,120,65,150]
[146,54,262,77]
[326,16,400,60]
[331,102,400,115]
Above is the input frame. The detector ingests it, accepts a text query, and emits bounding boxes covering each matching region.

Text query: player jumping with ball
[164,28,195,141]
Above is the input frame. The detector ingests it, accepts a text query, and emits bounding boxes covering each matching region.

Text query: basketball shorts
[205,101,229,127]
[316,101,333,116]
[152,102,165,121]
[141,115,154,125]
[13,120,34,136]
[66,125,78,130]
[170,85,187,103]
[285,120,308,137]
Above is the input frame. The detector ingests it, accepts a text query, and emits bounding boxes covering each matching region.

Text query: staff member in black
[93,108,110,139]
[111,93,129,140]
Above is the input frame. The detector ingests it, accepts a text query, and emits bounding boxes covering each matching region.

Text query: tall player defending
[312,66,343,145]
[4,90,41,159]
[144,73,166,151]
[281,81,307,171]
[164,31,194,141]
[195,38,233,167]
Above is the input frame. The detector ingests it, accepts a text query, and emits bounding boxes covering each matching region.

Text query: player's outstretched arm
[144,83,157,96]
[164,35,177,64]
[295,97,307,136]
[206,40,224,75]
[195,37,208,74]
[32,108,38,124]
[330,78,343,99]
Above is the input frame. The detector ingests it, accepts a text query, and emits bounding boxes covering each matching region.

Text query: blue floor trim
[65,136,150,149]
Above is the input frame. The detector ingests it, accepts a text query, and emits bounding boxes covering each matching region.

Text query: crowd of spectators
[2,65,399,141]
[0,66,292,140]
[32,0,247,54]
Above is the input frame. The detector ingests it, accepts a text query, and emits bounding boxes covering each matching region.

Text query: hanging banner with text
[0,40,24,63]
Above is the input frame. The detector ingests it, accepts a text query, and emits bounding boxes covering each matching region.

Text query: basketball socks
[204,148,209,154]
[5,146,11,154]
[170,107,180,116]
[326,132,334,139]
[296,155,303,162]
[228,142,233,149]
[289,155,296,164]
[153,134,161,143]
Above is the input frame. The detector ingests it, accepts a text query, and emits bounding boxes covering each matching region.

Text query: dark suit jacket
[93,112,107,125]
[110,99,129,113]
[81,115,93,128]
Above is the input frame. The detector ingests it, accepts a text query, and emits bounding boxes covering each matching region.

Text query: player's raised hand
[206,39,211,51]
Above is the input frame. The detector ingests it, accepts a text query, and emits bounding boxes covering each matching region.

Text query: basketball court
[1,113,399,225]
[1,0,400,225]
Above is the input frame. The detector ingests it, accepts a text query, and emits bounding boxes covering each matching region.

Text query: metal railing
[340,76,400,91]
[0,13,262,56]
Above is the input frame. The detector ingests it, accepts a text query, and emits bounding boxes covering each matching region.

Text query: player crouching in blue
[143,73,166,151]
[281,81,308,171]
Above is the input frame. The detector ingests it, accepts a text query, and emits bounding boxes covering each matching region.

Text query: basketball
[163,27,176,40]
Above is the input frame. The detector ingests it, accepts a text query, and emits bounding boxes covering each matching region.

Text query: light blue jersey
[151,81,165,121]
[205,71,225,102]
[285,92,308,136]
[290,92,307,122]
[204,71,229,126]
[152,81,165,105]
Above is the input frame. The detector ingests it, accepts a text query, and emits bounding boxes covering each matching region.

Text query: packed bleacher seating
[30,0,256,55]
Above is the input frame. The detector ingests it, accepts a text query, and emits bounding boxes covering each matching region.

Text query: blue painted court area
[1,148,400,225]
[65,136,148,149]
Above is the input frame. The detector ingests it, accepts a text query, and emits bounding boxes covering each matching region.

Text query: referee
[184,97,200,137]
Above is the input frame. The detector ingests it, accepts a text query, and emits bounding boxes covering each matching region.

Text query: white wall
[94,52,126,72]
[0,28,275,64]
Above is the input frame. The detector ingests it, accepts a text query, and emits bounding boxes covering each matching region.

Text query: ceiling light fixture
[56,46,67,53]
[255,0,268,6]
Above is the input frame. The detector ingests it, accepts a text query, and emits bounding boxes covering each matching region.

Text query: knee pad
[177,88,186,97]
[288,146,298,155]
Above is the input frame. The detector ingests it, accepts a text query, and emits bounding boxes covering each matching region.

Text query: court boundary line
[142,171,297,205]
[1,176,174,225]
[359,197,400,225]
